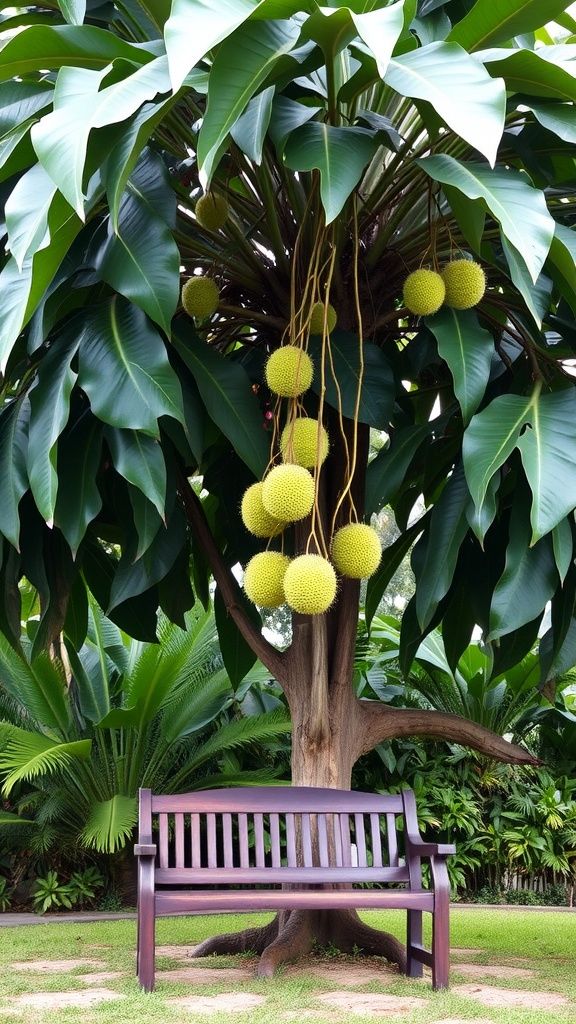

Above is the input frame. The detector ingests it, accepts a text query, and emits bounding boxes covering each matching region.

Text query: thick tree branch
[178,474,287,682]
[355,701,542,766]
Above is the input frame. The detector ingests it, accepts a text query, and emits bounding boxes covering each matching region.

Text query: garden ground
[0,908,574,1024]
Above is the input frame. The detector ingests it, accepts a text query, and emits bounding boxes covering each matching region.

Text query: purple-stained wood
[134,786,455,994]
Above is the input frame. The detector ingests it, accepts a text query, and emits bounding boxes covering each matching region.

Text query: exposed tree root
[191,909,406,977]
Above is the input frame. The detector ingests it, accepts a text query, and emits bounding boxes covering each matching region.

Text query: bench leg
[406,910,423,978]
[431,889,450,990]
[137,859,156,992]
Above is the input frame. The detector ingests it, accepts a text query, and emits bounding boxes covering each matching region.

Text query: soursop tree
[1,0,576,974]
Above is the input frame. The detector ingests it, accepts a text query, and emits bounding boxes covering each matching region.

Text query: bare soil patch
[159,966,253,984]
[156,943,195,959]
[315,991,428,1015]
[77,970,126,984]
[454,963,535,979]
[284,962,397,987]
[7,988,125,1010]
[453,983,571,1009]
[11,958,104,973]
[167,992,266,1013]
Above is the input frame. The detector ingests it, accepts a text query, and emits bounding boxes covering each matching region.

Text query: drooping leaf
[58,0,86,27]
[54,415,103,555]
[448,0,571,51]
[284,122,378,224]
[230,86,275,164]
[365,425,429,516]
[427,306,494,424]
[5,162,57,270]
[0,397,30,550]
[172,328,269,479]
[77,297,184,436]
[308,331,395,429]
[214,585,259,690]
[105,426,167,516]
[386,42,505,166]
[27,336,78,525]
[0,639,72,732]
[108,506,187,611]
[198,19,301,186]
[419,154,554,285]
[0,25,158,83]
[414,465,470,630]
[463,388,576,544]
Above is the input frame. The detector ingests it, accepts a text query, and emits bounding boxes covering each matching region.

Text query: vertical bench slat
[254,813,265,867]
[370,813,383,867]
[270,814,281,867]
[387,813,399,867]
[354,813,367,867]
[239,813,249,867]
[191,813,201,867]
[286,813,297,866]
[301,813,313,866]
[317,814,330,867]
[340,813,351,866]
[159,814,169,869]
[207,813,217,868]
[333,814,343,866]
[223,813,233,868]
[175,814,185,868]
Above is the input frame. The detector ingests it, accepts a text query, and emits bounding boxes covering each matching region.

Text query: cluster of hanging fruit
[181,192,488,617]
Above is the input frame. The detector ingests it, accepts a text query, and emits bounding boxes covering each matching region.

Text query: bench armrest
[405,837,456,858]
[134,843,157,857]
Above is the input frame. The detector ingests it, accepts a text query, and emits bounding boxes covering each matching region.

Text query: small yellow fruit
[265,346,314,398]
[309,301,337,334]
[441,259,486,309]
[280,418,329,469]
[283,554,337,615]
[181,277,219,319]
[403,268,445,317]
[195,193,229,231]
[241,482,286,538]
[243,551,291,608]
[262,464,315,522]
[332,523,382,579]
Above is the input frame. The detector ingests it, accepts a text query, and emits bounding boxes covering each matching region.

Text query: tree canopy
[2,0,576,763]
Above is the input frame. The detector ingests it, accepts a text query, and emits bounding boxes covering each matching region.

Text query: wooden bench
[135,786,455,992]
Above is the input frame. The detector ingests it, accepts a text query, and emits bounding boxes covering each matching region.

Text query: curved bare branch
[355,701,541,766]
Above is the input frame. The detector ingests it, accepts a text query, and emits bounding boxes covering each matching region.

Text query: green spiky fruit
[332,523,382,579]
[309,301,337,334]
[441,259,486,309]
[181,277,220,319]
[283,554,337,615]
[262,464,315,522]
[243,551,291,608]
[280,418,329,469]
[241,482,286,538]
[403,269,445,317]
[195,192,229,231]
[265,346,314,398]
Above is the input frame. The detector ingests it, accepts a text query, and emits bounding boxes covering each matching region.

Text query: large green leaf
[427,306,494,424]
[547,223,576,317]
[308,331,395,429]
[268,94,322,153]
[419,154,554,285]
[77,297,184,436]
[0,25,157,82]
[172,329,269,479]
[529,100,576,145]
[414,465,470,630]
[98,189,179,335]
[58,0,86,27]
[27,336,78,525]
[32,56,171,219]
[230,86,275,164]
[463,388,576,544]
[488,491,557,641]
[448,0,571,51]
[109,506,187,611]
[0,81,54,135]
[386,43,505,166]
[165,0,303,91]
[365,424,429,516]
[0,397,30,550]
[105,426,167,517]
[5,163,57,271]
[284,122,378,224]
[215,585,259,690]
[479,45,576,102]
[54,415,103,555]
[198,19,300,186]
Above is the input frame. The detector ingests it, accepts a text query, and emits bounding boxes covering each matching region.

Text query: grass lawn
[0,908,574,1024]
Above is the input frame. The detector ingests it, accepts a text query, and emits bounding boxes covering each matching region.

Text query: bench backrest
[138,787,418,886]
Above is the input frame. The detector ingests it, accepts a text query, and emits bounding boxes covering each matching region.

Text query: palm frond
[80,794,138,853]
[190,708,291,770]
[0,732,92,795]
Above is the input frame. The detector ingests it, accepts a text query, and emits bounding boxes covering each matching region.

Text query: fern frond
[80,794,138,853]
